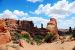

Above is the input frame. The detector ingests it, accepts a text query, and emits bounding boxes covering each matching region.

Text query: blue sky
[0,0,57,12]
[0,0,75,29]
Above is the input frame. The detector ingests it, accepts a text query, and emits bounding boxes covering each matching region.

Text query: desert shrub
[15,32,22,40]
[33,32,55,45]
[44,32,55,43]
[21,34,30,39]
[12,32,31,44]
[21,34,30,42]
[72,33,75,37]
[33,35,44,45]
[13,32,56,45]
[12,32,22,43]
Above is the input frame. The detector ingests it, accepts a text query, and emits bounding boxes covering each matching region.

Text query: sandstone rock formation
[0,20,11,45]
[2,19,34,33]
[5,19,17,31]
[17,20,34,32]
[47,18,59,39]
[0,19,35,42]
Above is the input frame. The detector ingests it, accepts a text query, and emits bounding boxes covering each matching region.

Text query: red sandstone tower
[47,18,59,39]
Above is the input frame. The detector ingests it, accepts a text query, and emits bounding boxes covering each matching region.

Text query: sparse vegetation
[13,31,56,45]
[12,32,22,43]
[13,30,75,45]
[21,34,31,43]
[33,35,44,45]
[44,32,55,43]
[72,33,75,37]
[32,32,56,45]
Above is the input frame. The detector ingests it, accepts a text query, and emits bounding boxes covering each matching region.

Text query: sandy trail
[20,40,75,50]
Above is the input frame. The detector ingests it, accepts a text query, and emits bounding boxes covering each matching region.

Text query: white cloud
[13,10,25,16]
[0,10,18,19]
[27,0,43,3]
[0,10,28,20]
[34,0,75,19]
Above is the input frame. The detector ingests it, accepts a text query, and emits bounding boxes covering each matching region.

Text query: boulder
[20,31,29,35]
[0,32,11,45]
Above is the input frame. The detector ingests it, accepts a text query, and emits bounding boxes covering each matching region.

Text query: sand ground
[20,40,75,50]
[0,40,75,50]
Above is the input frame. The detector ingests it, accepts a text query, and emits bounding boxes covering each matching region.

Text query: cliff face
[0,20,11,45]
[47,18,59,39]
[3,19,34,32]
[17,20,34,32]
[5,19,17,31]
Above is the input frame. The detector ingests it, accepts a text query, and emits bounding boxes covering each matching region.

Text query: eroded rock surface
[0,20,11,45]
[47,18,59,39]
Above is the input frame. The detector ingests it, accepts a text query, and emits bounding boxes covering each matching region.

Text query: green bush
[12,32,22,43]
[72,33,75,37]
[32,32,55,45]
[33,35,44,45]
[21,34,31,43]
[12,32,31,43]
[21,34,30,39]
[15,32,22,39]
[44,32,55,43]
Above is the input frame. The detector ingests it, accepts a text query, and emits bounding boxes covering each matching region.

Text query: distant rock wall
[17,20,34,32]
[3,19,34,32]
